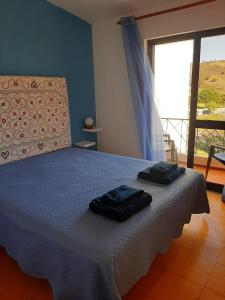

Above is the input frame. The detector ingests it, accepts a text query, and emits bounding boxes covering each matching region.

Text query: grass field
[198,113,225,121]
[199,60,225,94]
[197,60,225,122]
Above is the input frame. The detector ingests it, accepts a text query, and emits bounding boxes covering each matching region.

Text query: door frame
[148,27,225,190]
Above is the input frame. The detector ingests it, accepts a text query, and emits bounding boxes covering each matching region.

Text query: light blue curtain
[121,16,166,161]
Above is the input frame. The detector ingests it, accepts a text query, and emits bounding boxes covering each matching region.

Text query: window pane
[154,40,193,154]
[197,35,225,121]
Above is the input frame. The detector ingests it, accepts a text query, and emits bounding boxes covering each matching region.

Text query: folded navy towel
[138,167,185,185]
[102,185,144,207]
[150,161,177,176]
[89,192,152,222]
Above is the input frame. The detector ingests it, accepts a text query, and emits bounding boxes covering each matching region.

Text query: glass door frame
[148,27,225,190]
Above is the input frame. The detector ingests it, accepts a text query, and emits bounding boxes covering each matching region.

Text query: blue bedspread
[0,148,209,300]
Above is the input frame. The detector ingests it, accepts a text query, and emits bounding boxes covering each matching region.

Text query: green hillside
[199,60,225,93]
[196,60,225,157]
[197,60,225,120]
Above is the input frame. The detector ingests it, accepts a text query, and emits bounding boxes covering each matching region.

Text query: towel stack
[89,185,152,222]
[138,161,185,184]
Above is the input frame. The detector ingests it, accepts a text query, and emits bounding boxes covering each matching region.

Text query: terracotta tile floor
[178,163,225,185]
[0,191,225,300]
[193,165,225,186]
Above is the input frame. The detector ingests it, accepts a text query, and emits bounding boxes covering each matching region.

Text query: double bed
[0,76,209,300]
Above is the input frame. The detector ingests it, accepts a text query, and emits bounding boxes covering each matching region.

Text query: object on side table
[82,127,102,133]
[82,119,102,150]
[84,117,94,129]
[74,141,96,148]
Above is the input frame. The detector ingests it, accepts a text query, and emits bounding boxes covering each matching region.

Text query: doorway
[148,27,225,190]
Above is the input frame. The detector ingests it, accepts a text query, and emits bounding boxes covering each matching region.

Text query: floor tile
[183,234,224,262]
[146,270,203,300]
[0,284,9,300]
[167,248,215,285]
[219,248,225,266]
[194,166,225,186]
[0,248,51,300]
[124,263,166,300]
[33,285,53,300]
[186,215,225,244]
[206,263,225,296]
[168,228,191,250]
[199,289,225,300]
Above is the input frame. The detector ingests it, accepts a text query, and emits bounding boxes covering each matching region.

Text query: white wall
[93,0,225,157]
[93,19,141,157]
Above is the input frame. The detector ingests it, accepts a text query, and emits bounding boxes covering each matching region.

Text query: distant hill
[199,60,225,94]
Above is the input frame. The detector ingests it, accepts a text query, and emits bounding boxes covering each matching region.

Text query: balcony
[161,117,225,185]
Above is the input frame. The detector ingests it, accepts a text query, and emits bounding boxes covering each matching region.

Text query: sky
[154,40,193,153]
[201,34,225,62]
[155,40,193,119]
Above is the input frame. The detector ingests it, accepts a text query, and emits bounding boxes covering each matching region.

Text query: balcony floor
[179,162,225,185]
[194,165,225,186]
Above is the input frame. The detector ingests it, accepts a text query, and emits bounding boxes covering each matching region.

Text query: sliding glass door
[148,27,225,190]
[193,34,225,188]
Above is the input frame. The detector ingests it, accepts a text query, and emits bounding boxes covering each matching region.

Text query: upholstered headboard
[0,76,71,165]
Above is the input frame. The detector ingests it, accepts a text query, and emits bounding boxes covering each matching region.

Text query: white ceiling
[48,0,180,23]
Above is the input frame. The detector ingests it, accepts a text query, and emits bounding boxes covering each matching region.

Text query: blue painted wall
[0,0,96,143]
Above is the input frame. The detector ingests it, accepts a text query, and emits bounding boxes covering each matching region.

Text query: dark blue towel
[150,161,178,177]
[138,167,185,185]
[89,191,152,222]
[102,185,144,207]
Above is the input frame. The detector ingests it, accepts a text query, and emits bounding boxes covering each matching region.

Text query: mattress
[0,148,209,300]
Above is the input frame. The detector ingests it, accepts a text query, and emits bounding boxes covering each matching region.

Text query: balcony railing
[161,117,225,156]
[195,128,225,156]
[161,118,189,154]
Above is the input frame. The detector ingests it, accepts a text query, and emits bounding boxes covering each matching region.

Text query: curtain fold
[121,16,166,161]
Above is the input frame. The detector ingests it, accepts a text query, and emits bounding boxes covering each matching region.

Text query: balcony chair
[163,134,178,163]
[205,145,225,180]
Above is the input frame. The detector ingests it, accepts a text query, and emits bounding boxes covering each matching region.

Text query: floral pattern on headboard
[0,76,71,165]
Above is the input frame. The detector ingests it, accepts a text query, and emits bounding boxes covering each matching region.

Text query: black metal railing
[161,117,225,156]
[195,128,225,155]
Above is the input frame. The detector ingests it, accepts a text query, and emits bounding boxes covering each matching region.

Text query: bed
[0,76,209,300]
